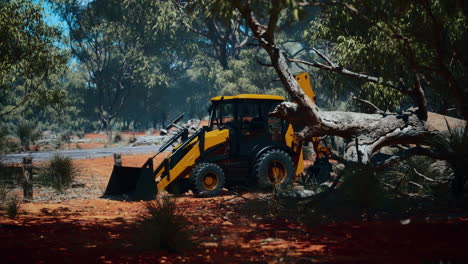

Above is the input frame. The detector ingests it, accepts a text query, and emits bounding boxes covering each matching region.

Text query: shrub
[15,121,41,151]
[113,133,122,143]
[384,156,443,196]
[54,137,63,150]
[75,130,85,139]
[61,131,73,144]
[294,163,402,226]
[6,196,21,218]
[135,197,193,252]
[128,135,137,144]
[38,154,77,192]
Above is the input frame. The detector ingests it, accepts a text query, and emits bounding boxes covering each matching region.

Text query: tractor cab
[208,94,288,158]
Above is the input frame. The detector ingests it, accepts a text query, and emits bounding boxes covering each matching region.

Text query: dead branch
[408,180,424,189]
[287,57,409,94]
[228,191,253,201]
[253,228,314,236]
[297,0,344,7]
[382,182,396,189]
[413,168,436,182]
[374,146,451,168]
[350,92,384,114]
[312,47,335,67]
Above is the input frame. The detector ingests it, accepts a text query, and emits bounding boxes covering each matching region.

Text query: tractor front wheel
[191,163,225,197]
[254,149,294,190]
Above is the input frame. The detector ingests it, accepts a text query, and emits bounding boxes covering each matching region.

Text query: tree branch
[414,168,436,182]
[297,0,343,7]
[265,0,284,43]
[374,146,451,168]
[288,57,410,94]
[413,74,428,121]
[350,92,384,114]
[312,47,335,67]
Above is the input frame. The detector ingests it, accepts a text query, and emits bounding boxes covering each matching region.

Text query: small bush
[54,138,62,149]
[61,131,73,144]
[38,154,77,192]
[128,135,137,144]
[384,156,445,196]
[135,197,193,252]
[15,121,41,151]
[294,163,402,226]
[75,130,85,139]
[113,133,123,143]
[6,196,21,218]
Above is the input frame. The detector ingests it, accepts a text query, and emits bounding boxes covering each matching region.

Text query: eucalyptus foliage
[307,0,467,115]
[0,0,67,119]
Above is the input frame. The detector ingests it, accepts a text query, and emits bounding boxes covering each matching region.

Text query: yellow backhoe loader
[103,73,332,200]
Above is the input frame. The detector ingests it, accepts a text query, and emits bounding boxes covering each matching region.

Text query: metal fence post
[113,153,122,167]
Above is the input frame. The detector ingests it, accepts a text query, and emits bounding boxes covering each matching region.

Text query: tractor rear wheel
[254,149,294,190]
[191,163,225,197]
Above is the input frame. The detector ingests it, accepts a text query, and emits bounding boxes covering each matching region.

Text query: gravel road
[2,145,165,163]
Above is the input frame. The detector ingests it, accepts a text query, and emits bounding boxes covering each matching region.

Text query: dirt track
[3,145,162,163]
[1,155,468,263]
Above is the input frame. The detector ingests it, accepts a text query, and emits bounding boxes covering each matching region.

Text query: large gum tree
[203,0,467,197]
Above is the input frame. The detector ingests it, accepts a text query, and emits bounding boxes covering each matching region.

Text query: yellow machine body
[156,129,230,192]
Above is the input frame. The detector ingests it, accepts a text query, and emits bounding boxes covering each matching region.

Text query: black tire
[190,163,225,197]
[166,178,189,196]
[254,149,294,190]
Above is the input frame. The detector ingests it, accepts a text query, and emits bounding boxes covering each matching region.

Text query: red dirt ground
[1,154,468,263]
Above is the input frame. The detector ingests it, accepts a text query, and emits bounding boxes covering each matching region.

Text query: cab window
[210,102,235,129]
[238,101,264,135]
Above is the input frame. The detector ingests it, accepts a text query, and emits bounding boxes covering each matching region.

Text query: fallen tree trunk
[269,102,449,163]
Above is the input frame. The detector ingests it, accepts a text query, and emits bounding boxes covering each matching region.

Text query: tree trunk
[107,129,112,144]
[101,116,113,144]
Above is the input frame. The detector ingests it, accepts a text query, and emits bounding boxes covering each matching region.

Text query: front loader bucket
[103,166,157,201]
